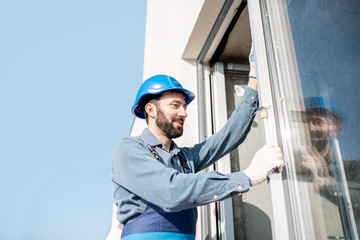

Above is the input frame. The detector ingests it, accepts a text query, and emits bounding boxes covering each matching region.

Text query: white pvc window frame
[210,62,236,240]
[248,0,359,239]
[197,63,236,240]
[247,0,294,239]
[196,0,296,239]
[195,1,249,239]
[197,65,221,240]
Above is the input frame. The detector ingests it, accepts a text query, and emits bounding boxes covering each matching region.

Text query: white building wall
[107,1,207,239]
[141,0,206,147]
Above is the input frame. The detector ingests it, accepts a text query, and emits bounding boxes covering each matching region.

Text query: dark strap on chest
[147,144,161,161]
[146,144,191,173]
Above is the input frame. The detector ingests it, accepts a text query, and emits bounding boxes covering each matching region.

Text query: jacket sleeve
[187,87,258,172]
[111,137,250,212]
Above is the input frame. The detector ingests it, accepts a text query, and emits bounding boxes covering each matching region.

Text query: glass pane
[263,0,360,238]
[224,71,272,240]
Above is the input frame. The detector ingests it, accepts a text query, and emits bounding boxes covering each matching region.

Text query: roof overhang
[182,0,251,64]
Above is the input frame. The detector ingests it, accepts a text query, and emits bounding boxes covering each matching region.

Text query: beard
[310,130,330,152]
[155,107,184,139]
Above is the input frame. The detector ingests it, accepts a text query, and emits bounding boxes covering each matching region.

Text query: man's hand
[294,146,333,188]
[244,144,285,186]
[248,45,258,90]
[249,45,256,79]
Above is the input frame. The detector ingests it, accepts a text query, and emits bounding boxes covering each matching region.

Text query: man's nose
[178,106,188,118]
[309,122,317,131]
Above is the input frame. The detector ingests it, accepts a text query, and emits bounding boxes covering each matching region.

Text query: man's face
[307,113,337,151]
[154,91,188,139]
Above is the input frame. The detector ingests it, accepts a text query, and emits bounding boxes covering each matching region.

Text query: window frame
[247,0,295,239]
[248,0,359,239]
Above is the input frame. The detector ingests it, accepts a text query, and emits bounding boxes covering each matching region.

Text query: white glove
[243,144,285,186]
[248,45,256,79]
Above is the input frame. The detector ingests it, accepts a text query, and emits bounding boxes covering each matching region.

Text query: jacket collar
[141,128,180,155]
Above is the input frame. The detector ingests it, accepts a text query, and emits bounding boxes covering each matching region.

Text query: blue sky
[0,1,147,239]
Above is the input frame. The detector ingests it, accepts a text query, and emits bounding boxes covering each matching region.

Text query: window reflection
[284,0,360,238]
[294,97,358,238]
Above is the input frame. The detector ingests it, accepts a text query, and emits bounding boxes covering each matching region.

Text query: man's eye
[314,120,324,126]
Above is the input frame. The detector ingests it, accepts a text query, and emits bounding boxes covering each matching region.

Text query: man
[111,63,285,239]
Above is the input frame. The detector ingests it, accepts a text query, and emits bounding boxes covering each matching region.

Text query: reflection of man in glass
[298,97,360,237]
[296,97,341,187]
[305,97,340,161]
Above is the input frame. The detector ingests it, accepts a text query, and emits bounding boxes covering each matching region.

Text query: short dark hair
[138,94,161,123]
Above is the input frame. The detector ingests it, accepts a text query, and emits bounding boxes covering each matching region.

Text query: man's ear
[145,103,156,120]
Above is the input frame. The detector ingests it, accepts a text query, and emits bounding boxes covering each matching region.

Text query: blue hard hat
[304,96,341,120]
[305,97,330,110]
[131,75,195,119]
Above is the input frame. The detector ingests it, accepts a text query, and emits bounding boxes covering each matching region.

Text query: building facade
[107,0,360,239]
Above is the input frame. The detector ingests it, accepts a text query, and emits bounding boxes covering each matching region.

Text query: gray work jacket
[111,87,258,224]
